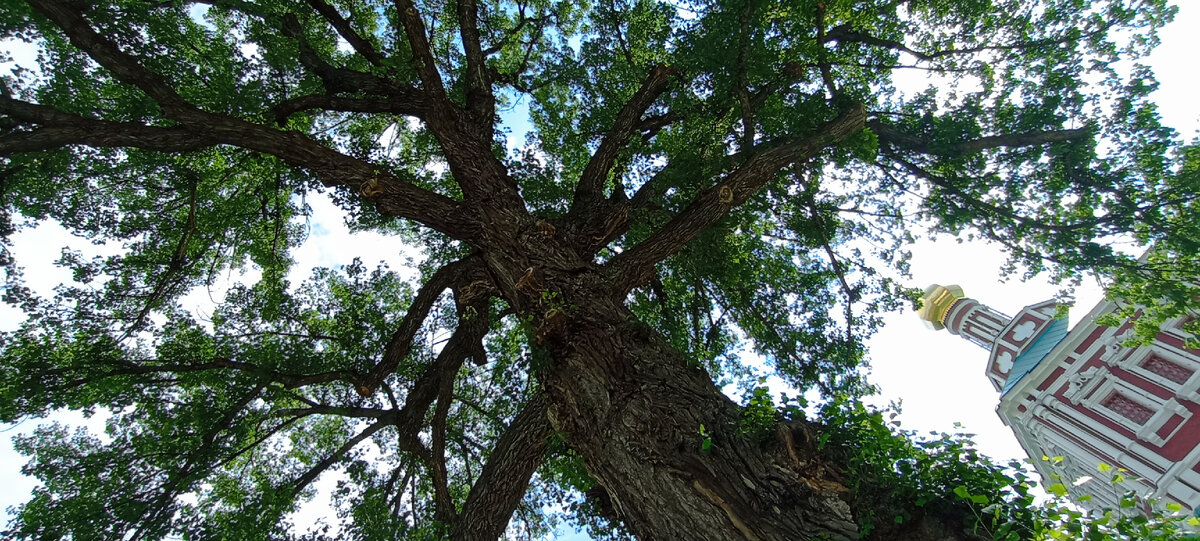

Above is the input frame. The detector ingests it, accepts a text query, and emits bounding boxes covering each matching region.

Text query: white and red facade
[918,285,1200,511]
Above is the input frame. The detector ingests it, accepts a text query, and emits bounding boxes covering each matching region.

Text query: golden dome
[917,284,965,330]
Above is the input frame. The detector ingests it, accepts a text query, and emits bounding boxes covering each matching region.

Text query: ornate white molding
[1064,367,1101,405]
[1099,329,1134,363]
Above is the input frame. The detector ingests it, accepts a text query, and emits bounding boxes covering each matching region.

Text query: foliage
[0,0,1196,538]
[822,399,1200,541]
[1025,472,1200,541]
[820,397,1039,537]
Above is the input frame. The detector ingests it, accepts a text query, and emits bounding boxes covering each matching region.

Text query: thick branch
[868,120,1091,156]
[243,129,474,239]
[0,94,217,153]
[2,91,472,239]
[456,0,495,123]
[385,0,519,208]
[571,65,675,216]
[359,258,484,394]
[822,25,932,61]
[451,394,550,541]
[430,361,458,526]
[815,3,839,100]
[50,357,358,392]
[24,2,474,239]
[29,0,198,120]
[393,0,448,98]
[392,301,492,441]
[280,13,412,98]
[275,405,390,419]
[636,112,679,143]
[272,92,427,125]
[305,0,385,66]
[0,124,213,154]
[609,104,866,292]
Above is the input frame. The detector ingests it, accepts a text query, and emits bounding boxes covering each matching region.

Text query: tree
[0,0,1194,539]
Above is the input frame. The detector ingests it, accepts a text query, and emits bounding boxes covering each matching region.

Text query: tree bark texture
[539,291,860,540]
[522,271,986,540]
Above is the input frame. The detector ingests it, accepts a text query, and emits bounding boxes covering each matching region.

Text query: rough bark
[511,268,992,540]
[571,65,677,216]
[452,395,551,541]
[534,282,860,540]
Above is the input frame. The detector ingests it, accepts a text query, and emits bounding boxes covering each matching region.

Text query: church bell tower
[918,284,1200,512]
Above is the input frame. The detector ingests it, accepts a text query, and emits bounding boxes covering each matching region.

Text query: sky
[0,1,1198,537]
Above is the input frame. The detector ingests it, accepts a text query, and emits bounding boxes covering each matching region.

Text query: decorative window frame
[1076,373,1192,447]
[1113,344,1200,403]
[1165,315,1196,343]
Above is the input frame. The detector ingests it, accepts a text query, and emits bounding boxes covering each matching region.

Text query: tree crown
[0,0,1195,538]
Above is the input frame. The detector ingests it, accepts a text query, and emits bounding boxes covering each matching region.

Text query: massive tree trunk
[484,245,980,540]
[542,294,859,540]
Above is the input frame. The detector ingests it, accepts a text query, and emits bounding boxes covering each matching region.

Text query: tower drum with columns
[918,284,1200,512]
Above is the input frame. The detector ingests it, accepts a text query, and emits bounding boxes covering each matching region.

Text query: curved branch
[305,0,385,66]
[451,394,550,541]
[279,13,413,98]
[390,298,492,441]
[609,104,866,292]
[359,257,486,394]
[22,1,476,240]
[0,97,475,239]
[571,65,676,217]
[29,0,197,120]
[822,24,931,61]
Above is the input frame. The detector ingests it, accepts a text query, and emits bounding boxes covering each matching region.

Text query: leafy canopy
[0,0,1195,538]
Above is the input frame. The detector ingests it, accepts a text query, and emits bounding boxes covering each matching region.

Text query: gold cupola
[917,284,966,330]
